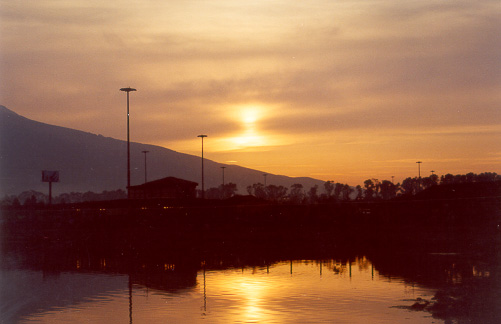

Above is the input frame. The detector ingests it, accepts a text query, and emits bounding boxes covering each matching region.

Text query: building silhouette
[128,177,198,200]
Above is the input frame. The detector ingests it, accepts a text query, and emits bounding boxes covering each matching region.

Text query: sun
[224,105,268,149]
[213,103,285,152]
[241,107,260,125]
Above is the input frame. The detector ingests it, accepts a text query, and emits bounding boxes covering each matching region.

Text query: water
[3,258,442,324]
[1,207,500,323]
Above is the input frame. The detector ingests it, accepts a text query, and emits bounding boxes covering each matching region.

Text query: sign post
[42,171,59,205]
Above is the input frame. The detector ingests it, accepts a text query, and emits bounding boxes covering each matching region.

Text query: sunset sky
[1,0,500,186]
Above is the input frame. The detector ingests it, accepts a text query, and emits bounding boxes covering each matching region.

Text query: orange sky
[1,1,500,186]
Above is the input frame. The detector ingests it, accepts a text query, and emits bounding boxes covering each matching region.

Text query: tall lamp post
[120,87,136,197]
[142,150,149,184]
[198,135,208,198]
[416,161,422,192]
[221,166,226,186]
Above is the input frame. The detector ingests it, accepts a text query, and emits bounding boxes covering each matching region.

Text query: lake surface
[1,206,500,323]
[2,257,444,323]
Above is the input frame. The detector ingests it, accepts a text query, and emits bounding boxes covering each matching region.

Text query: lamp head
[120,87,137,92]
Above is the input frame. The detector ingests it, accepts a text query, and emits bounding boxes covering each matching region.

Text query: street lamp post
[198,135,208,198]
[221,166,226,186]
[142,150,149,184]
[120,87,137,197]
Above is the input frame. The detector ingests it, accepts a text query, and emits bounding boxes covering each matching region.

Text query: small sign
[42,170,59,182]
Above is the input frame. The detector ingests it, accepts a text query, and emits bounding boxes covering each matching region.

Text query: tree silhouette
[334,183,344,200]
[324,181,335,199]
[289,183,304,204]
[465,172,476,183]
[247,183,267,199]
[421,175,439,190]
[221,183,238,199]
[205,183,237,199]
[341,184,353,201]
[265,185,288,202]
[440,174,455,185]
[363,179,375,200]
[379,180,397,200]
[308,185,319,204]
[476,172,500,182]
[355,185,363,201]
[400,177,418,196]
[373,179,381,198]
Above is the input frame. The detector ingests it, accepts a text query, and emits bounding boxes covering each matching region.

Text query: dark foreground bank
[2,195,500,261]
[2,196,501,323]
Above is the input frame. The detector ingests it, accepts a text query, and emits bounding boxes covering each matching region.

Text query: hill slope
[0,106,325,196]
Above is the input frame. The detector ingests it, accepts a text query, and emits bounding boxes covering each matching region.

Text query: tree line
[206,172,500,203]
[1,172,499,207]
[0,189,127,207]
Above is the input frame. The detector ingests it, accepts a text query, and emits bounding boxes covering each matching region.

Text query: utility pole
[416,161,422,178]
[416,161,422,192]
[120,87,137,197]
[221,166,226,186]
[198,135,208,198]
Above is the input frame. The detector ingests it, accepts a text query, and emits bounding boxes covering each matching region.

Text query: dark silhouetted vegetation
[1,189,127,207]
[239,172,500,204]
[1,172,499,207]
[2,172,500,324]
[204,183,238,199]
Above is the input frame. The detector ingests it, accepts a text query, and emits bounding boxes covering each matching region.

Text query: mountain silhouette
[0,105,324,196]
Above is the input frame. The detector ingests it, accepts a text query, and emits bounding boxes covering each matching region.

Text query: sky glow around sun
[217,104,281,151]
[0,0,500,186]
[241,106,260,125]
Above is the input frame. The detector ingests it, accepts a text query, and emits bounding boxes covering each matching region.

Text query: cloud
[1,0,500,184]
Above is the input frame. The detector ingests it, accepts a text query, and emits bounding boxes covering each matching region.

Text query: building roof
[129,177,198,189]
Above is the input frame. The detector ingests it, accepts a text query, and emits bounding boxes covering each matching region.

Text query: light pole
[221,166,226,186]
[263,173,267,186]
[198,135,207,198]
[120,87,136,197]
[142,150,149,183]
[416,161,422,192]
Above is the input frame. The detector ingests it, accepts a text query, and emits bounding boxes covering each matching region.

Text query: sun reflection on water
[197,259,438,324]
[5,259,446,324]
